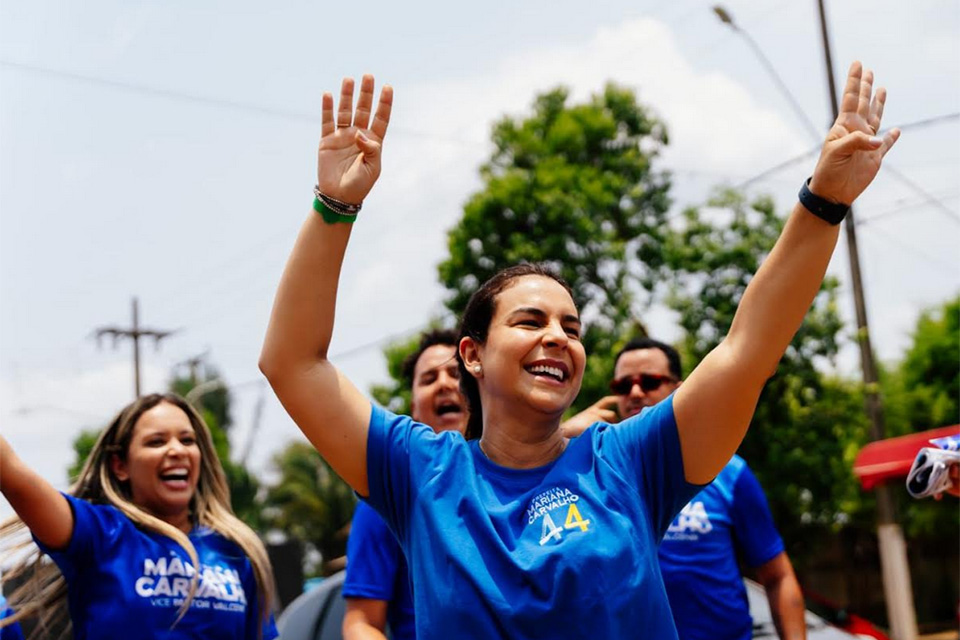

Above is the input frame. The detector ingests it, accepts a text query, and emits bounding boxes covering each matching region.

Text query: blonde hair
[0,393,275,639]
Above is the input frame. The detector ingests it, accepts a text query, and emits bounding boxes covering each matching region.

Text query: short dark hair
[401,329,459,389]
[456,263,575,440]
[613,337,682,379]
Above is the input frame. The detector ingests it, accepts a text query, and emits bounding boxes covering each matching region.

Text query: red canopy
[853,425,960,490]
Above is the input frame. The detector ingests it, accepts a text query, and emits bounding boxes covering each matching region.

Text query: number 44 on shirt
[539,503,591,546]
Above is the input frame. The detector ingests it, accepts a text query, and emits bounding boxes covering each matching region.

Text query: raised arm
[0,435,74,550]
[674,61,900,483]
[259,75,393,495]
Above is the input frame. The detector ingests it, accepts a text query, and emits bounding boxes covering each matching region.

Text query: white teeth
[528,365,564,381]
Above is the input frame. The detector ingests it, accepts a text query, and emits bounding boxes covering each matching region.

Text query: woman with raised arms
[0,394,277,640]
[260,64,898,639]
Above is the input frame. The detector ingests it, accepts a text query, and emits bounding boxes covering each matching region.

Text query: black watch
[798,178,849,225]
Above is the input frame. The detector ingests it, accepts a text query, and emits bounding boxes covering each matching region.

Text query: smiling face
[110,401,202,529]
[469,275,586,421]
[410,344,467,434]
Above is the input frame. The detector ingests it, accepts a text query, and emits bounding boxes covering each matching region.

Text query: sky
[1,0,958,505]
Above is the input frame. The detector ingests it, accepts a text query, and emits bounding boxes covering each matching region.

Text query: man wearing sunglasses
[609,337,807,640]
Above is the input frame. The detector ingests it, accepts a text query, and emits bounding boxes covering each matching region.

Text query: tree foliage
[261,442,356,575]
[660,188,849,552]
[878,295,960,539]
[437,83,672,410]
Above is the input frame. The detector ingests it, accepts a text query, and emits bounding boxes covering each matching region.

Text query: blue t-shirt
[35,494,277,640]
[364,394,700,640]
[343,501,416,639]
[0,596,25,640]
[658,455,784,640]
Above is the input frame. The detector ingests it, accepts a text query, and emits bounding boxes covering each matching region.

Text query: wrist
[798,177,849,225]
[806,177,842,205]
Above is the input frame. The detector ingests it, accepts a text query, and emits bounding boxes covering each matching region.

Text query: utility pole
[94,297,176,399]
[815,2,918,638]
[177,352,209,387]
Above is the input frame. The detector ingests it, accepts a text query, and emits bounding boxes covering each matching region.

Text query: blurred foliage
[658,188,848,557]
[437,83,672,411]
[878,295,960,540]
[261,442,356,576]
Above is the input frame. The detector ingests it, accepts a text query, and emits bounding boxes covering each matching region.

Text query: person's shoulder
[67,494,133,532]
[352,500,392,534]
[369,404,456,449]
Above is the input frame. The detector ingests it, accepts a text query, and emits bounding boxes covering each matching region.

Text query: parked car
[277,572,875,640]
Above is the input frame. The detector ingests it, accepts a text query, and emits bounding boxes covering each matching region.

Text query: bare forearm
[726,203,840,383]
[343,622,389,640]
[0,436,73,549]
[260,212,353,375]
[766,574,807,640]
[675,204,840,481]
[343,601,389,640]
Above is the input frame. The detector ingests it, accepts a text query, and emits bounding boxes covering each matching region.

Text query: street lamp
[711,5,822,142]
[711,5,920,638]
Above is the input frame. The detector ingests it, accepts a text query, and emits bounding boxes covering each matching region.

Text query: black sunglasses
[609,373,678,395]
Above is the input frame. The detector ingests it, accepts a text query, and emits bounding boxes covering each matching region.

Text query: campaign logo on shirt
[525,486,593,546]
[663,500,712,541]
[134,552,249,613]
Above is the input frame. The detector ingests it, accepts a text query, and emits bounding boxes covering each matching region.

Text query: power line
[0,58,487,147]
[734,113,960,190]
[857,191,959,226]
[865,225,958,274]
[93,297,177,399]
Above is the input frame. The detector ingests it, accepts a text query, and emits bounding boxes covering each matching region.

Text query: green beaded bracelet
[313,198,358,224]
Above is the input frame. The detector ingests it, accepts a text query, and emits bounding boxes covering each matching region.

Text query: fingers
[839,61,862,115]
[354,74,375,130]
[879,128,901,158]
[857,69,874,121]
[320,92,335,137]
[834,130,884,156]
[337,77,355,130]
[355,131,381,160]
[597,409,618,423]
[594,395,620,410]
[869,87,887,134]
[370,85,393,141]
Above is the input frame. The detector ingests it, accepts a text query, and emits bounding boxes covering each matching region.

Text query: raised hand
[809,61,900,206]
[317,75,393,205]
[560,395,620,438]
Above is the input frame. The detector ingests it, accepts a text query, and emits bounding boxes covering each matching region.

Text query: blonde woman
[0,393,277,640]
[260,63,898,639]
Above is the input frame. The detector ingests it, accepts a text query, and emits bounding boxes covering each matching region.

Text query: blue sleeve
[0,596,25,640]
[597,394,704,540]
[241,563,278,640]
[364,404,439,544]
[343,502,401,601]
[730,462,784,568]
[32,493,125,583]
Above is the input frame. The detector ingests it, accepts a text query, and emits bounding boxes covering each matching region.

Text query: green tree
[660,188,850,553]
[878,295,960,539]
[68,428,101,482]
[261,442,356,576]
[437,83,673,410]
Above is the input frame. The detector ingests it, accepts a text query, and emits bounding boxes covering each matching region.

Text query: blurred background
[1,0,957,637]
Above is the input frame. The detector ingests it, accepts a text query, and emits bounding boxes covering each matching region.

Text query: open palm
[316,75,393,205]
[809,62,900,205]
